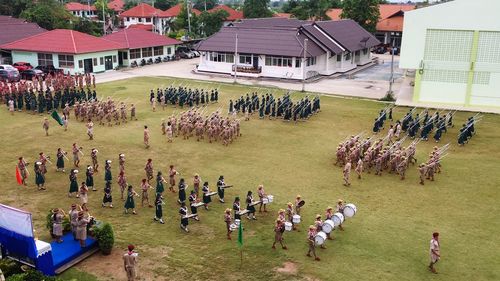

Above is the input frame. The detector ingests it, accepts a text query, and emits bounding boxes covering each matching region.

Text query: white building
[65,2,98,19]
[400,0,500,108]
[196,18,379,80]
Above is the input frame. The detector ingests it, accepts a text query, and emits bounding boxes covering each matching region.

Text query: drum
[230,224,237,231]
[262,197,269,204]
[314,231,327,245]
[191,202,204,208]
[284,222,293,231]
[322,220,335,234]
[333,212,344,226]
[267,195,274,203]
[343,203,357,218]
[207,191,218,197]
[234,219,241,227]
[292,214,301,224]
[238,209,249,216]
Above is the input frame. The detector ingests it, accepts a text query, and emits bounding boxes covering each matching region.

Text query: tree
[174,2,200,38]
[94,0,111,21]
[289,0,330,20]
[340,0,380,33]
[199,9,229,37]
[155,0,178,10]
[193,0,217,11]
[282,0,299,13]
[20,0,74,30]
[123,0,139,11]
[0,0,31,17]
[243,0,273,18]
[74,19,103,36]
[329,0,342,8]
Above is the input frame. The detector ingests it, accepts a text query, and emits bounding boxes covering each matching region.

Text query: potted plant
[93,222,114,255]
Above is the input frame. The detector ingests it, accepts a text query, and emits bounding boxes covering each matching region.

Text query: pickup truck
[35,65,64,75]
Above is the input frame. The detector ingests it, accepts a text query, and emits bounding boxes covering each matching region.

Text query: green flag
[51,110,63,126]
[237,221,243,247]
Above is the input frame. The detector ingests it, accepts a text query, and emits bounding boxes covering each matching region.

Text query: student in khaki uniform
[343,161,352,186]
[42,117,50,136]
[306,225,320,261]
[123,245,138,281]
[429,232,441,274]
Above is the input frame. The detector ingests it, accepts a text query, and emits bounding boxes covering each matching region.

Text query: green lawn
[1,77,499,281]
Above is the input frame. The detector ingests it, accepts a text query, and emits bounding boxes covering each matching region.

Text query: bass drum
[314,231,327,245]
[322,220,335,234]
[333,212,344,226]
[284,222,293,231]
[343,203,357,218]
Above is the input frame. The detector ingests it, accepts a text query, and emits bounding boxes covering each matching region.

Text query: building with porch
[326,4,415,48]
[103,28,180,67]
[400,0,500,108]
[65,2,98,19]
[195,18,379,80]
[0,29,121,74]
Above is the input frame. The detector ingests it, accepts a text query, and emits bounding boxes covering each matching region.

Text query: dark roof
[0,16,46,46]
[197,18,379,57]
[314,20,380,52]
[196,27,323,58]
[103,28,180,49]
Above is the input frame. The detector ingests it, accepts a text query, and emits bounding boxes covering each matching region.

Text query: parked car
[13,62,33,72]
[176,47,196,59]
[0,64,19,72]
[0,69,21,82]
[20,69,44,80]
[34,65,63,75]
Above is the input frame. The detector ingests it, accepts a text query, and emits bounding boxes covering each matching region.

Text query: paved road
[96,54,402,100]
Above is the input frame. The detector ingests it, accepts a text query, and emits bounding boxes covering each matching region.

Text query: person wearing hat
[306,225,320,261]
[91,148,99,172]
[119,154,126,173]
[144,159,154,183]
[355,158,363,180]
[76,211,90,247]
[202,182,211,210]
[38,152,48,175]
[144,125,150,149]
[217,175,225,203]
[188,190,200,221]
[17,157,28,186]
[193,174,201,197]
[123,244,138,281]
[79,182,89,205]
[156,171,167,198]
[257,185,267,213]
[86,165,95,191]
[343,161,352,186]
[118,171,127,200]
[68,169,79,197]
[224,208,232,240]
[153,194,165,224]
[140,179,153,207]
[102,181,113,208]
[233,197,241,221]
[168,165,178,193]
[245,191,257,220]
[72,143,81,168]
[179,202,189,232]
[336,200,345,231]
[86,119,94,140]
[285,202,296,230]
[429,232,441,274]
[56,148,67,172]
[124,185,139,215]
[325,207,334,240]
[68,204,79,239]
[104,160,112,182]
[314,215,327,249]
[52,208,65,243]
[34,162,45,190]
[130,103,137,121]
[42,117,49,136]
[272,219,287,250]
[295,195,303,215]
[277,209,286,222]
[178,178,187,205]
[418,163,427,185]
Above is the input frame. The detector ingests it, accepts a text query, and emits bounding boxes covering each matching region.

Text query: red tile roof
[120,3,162,18]
[273,13,292,19]
[0,29,121,54]
[326,4,415,32]
[108,0,125,12]
[162,3,201,17]
[0,16,46,45]
[65,2,97,11]
[103,28,180,49]
[208,5,243,21]
[127,24,153,31]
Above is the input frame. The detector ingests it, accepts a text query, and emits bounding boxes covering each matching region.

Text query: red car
[13,62,33,72]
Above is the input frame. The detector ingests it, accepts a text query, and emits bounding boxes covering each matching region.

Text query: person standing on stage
[76,211,90,247]
[306,225,320,261]
[217,175,226,203]
[224,208,232,240]
[52,208,65,243]
[153,194,165,224]
[123,245,138,281]
[429,232,441,274]
[68,204,78,239]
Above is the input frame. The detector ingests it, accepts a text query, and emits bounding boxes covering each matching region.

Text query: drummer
[217,175,225,203]
[188,190,200,221]
[202,182,211,210]
[271,219,287,250]
[257,185,267,213]
[306,225,320,261]
[277,209,286,222]
[294,195,302,215]
[245,191,257,220]
[233,197,241,221]
[286,202,297,231]
[153,194,165,224]
[224,208,232,240]
[315,215,326,249]
[336,199,345,231]
[179,202,189,232]
[325,207,334,240]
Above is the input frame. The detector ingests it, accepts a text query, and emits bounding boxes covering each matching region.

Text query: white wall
[419,81,467,104]
[125,45,176,66]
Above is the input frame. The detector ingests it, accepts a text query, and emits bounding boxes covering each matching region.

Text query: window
[363,48,368,55]
[78,60,83,68]
[239,54,252,64]
[127,17,130,21]
[37,53,53,66]
[344,53,351,61]
[167,47,172,55]
[122,52,128,59]
[100,57,104,65]
[265,56,294,67]
[130,48,141,59]
[336,55,341,62]
[113,55,117,63]
[208,52,234,63]
[58,54,74,68]
[295,58,301,68]
[153,46,163,56]
[306,57,316,66]
[146,18,151,23]
[142,47,152,57]
[93,58,98,66]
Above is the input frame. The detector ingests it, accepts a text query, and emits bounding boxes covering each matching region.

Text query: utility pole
[234,31,238,83]
[388,38,395,96]
[102,0,106,35]
[302,38,308,92]
[187,0,192,36]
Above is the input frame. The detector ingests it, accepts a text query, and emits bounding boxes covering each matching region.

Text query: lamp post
[302,38,308,92]
[388,38,395,97]
[234,30,238,84]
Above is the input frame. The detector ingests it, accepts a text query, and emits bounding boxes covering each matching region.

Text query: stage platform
[50,233,98,274]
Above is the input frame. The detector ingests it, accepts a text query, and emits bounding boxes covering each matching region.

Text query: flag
[51,110,63,126]
[237,221,243,247]
[15,166,23,185]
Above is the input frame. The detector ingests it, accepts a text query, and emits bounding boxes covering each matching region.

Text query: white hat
[35,161,42,165]
[119,154,125,157]
[106,160,112,164]
[74,170,79,173]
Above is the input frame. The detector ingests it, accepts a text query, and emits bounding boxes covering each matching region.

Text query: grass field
[1,77,499,281]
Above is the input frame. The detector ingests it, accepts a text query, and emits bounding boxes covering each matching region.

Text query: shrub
[168,32,177,39]
[0,259,23,277]
[93,222,114,255]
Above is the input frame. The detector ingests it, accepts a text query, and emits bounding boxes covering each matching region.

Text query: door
[118,52,124,66]
[252,56,258,69]
[105,56,113,70]
[83,59,93,73]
